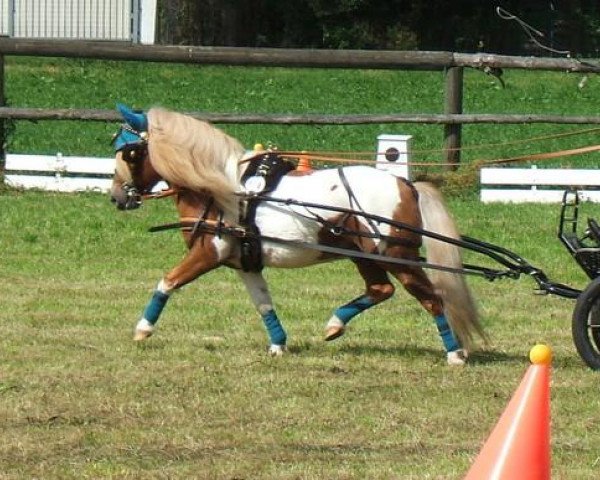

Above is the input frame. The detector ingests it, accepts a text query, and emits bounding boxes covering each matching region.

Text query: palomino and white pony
[110,105,487,365]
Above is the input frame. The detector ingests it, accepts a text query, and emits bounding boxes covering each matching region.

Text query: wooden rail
[2,107,600,125]
[1,39,599,72]
[0,39,599,167]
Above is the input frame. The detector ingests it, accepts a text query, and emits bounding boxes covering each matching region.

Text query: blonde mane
[147,108,245,219]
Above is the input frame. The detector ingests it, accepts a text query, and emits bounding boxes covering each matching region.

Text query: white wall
[139,0,156,44]
[0,0,156,43]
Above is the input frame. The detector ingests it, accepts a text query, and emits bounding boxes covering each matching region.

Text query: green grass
[4,57,600,172]
[1,190,600,478]
[2,57,600,478]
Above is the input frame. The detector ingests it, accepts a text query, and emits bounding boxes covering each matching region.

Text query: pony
[110,104,487,365]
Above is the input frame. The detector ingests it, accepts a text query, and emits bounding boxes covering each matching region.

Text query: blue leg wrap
[142,290,170,326]
[434,314,460,352]
[334,295,376,325]
[262,310,287,346]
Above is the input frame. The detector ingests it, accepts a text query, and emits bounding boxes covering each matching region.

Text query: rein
[479,143,600,166]
[143,187,179,200]
[274,143,600,169]
[148,214,507,279]
[147,190,548,282]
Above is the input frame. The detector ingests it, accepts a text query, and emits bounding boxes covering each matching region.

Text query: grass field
[2,190,600,479]
[2,57,600,478]
[4,57,600,172]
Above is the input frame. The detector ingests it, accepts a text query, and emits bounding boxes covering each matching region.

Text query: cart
[558,190,600,370]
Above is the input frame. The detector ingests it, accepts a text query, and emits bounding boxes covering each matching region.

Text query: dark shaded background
[156,1,599,56]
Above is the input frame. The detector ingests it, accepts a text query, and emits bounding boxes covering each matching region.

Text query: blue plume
[117,103,148,132]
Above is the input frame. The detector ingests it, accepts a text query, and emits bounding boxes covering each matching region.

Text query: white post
[54,152,65,189]
[140,0,157,44]
[375,134,412,179]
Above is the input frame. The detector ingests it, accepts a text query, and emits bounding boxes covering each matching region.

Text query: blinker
[114,140,147,168]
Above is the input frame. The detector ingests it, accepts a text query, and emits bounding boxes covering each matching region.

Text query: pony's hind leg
[237,270,287,356]
[325,260,395,341]
[389,266,466,366]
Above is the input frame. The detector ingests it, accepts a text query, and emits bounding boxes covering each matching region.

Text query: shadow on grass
[131,335,545,367]
[287,340,523,365]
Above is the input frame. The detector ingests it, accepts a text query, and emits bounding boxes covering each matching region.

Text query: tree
[154,0,600,56]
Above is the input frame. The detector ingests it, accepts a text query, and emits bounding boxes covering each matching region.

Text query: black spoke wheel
[572,277,600,370]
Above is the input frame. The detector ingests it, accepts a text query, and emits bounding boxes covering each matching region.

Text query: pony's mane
[147,108,245,219]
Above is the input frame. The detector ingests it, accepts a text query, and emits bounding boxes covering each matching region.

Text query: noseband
[120,182,143,209]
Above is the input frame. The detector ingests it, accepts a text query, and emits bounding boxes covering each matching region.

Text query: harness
[238,152,296,271]
[151,158,424,272]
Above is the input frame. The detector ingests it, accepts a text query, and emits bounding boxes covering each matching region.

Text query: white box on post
[375,134,412,179]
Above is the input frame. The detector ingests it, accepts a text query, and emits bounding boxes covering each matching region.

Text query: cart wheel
[572,277,600,370]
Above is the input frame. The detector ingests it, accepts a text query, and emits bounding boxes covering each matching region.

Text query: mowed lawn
[4,57,600,169]
[1,189,599,479]
[1,57,600,478]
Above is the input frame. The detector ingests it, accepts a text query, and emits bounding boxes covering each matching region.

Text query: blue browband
[112,103,149,152]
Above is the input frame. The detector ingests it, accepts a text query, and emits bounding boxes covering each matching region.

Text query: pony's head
[111,105,246,219]
[110,104,162,210]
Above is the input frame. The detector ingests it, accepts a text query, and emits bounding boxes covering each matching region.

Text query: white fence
[7,154,600,203]
[3,152,161,192]
[0,0,156,43]
[480,166,600,203]
[4,153,115,192]
[4,135,413,193]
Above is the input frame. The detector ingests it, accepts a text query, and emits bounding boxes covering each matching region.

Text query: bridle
[111,123,151,208]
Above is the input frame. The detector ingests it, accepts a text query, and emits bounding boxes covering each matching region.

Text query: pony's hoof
[325,325,345,341]
[133,328,153,342]
[447,349,468,366]
[268,344,286,356]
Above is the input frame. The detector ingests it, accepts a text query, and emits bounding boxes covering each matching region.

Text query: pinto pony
[110,105,486,365]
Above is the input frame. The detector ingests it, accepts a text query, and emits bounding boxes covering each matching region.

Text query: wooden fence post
[0,54,5,163]
[443,66,463,171]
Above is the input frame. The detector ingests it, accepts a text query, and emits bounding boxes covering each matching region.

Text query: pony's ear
[117,103,148,132]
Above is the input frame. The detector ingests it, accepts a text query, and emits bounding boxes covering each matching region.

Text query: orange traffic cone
[464,344,552,480]
[296,153,312,172]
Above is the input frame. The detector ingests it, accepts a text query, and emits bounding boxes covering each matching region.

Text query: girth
[238,152,296,272]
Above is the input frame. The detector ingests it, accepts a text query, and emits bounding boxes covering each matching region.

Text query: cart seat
[574,247,600,279]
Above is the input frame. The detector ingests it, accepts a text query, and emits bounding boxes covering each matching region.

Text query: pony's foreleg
[237,270,287,356]
[134,278,172,341]
[133,239,221,341]
[392,267,466,366]
[325,261,395,341]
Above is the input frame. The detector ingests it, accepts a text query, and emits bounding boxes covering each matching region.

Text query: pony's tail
[414,181,488,351]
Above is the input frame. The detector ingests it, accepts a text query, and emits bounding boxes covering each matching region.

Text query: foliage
[155,0,600,55]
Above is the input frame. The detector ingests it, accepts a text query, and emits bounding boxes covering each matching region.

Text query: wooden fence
[0,38,599,167]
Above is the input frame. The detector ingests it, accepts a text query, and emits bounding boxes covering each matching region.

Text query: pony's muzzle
[111,183,142,210]
[114,196,142,211]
